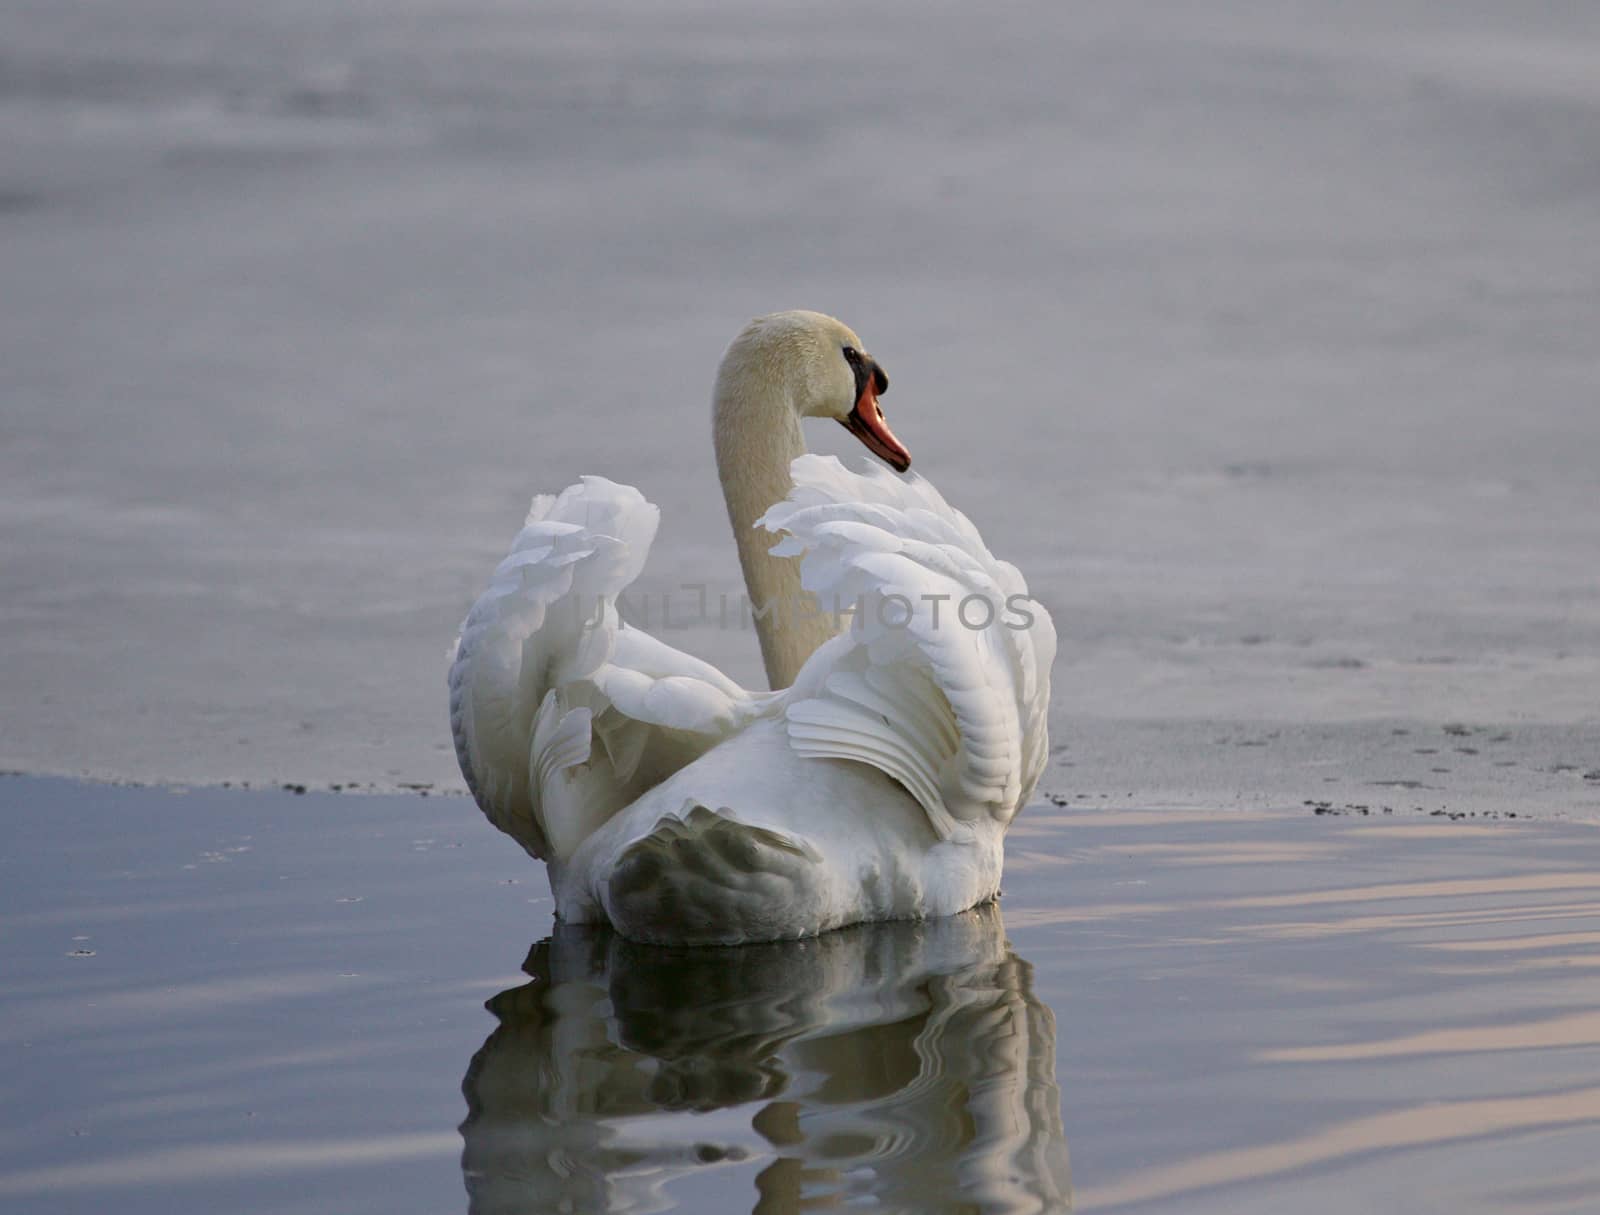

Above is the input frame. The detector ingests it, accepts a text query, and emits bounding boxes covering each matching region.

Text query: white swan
[449,311,1055,944]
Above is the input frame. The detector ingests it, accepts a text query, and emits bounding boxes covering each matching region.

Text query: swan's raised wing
[449,477,761,862]
[761,455,1056,840]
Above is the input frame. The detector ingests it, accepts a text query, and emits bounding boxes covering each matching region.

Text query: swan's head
[717,310,910,472]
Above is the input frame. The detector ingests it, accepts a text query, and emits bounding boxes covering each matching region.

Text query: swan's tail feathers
[761,455,1057,837]
[605,804,822,945]
[448,477,660,860]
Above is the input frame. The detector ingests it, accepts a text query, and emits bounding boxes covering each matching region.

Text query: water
[462,914,1070,1214]
[3,6,1600,1210]
[7,776,1600,1213]
[1,0,1597,798]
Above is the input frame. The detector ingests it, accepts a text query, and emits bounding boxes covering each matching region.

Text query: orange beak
[840,364,910,472]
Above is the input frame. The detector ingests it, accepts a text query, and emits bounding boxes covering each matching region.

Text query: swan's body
[450,312,1055,944]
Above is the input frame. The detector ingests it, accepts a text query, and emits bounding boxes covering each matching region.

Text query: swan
[449,310,1055,945]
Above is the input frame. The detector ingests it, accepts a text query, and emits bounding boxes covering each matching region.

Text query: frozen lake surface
[1,0,1597,804]
[8,776,1600,1213]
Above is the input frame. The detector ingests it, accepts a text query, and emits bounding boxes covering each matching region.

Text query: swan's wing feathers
[590,665,748,739]
[772,453,990,549]
[763,456,1055,837]
[450,478,757,863]
[450,503,629,857]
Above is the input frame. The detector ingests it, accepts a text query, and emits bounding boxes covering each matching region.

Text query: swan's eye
[842,346,859,362]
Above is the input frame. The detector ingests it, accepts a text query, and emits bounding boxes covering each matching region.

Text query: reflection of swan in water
[459,905,1071,1214]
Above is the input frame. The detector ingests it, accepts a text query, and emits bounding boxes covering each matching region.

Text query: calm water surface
[5,5,1599,1210]
[462,913,1069,1213]
[7,776,1600,1213]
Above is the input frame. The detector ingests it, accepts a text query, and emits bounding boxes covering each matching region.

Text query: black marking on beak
[839,345,909,472]
[842,345,888,405]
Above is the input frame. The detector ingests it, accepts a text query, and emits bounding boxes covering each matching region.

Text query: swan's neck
[714,369,835,690]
